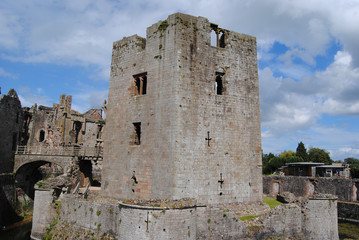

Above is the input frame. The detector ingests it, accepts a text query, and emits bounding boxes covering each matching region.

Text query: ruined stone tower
[101,13,262,205]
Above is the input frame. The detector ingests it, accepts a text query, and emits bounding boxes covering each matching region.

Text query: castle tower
[101,13,262,204]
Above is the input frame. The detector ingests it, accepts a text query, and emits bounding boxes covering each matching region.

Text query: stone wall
[0,89,23,227]
[338,201,359,222]
[25,94,104,148]
[0,175,19,227]
[31,189,56,239]
[263,176,359,201]
[118,203,197,240]
[0,89,23,174]
[59,195,119,235]
[102,12,262,205]
[37,194,339,240]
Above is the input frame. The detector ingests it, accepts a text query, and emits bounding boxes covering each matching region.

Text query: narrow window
[12,133,17,151]
[39,130,45,142]
[215,72,225,95]
[73,121,82,143]
[133,73,147,95]
[132,122,141,145]
[210,24,225,48]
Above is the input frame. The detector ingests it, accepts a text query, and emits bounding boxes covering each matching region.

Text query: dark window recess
[73,121,82,143]
[215,72,225,95]
[12,133,17,151]
[133,73,147,95]
[210,24,225,48]
[39,130,45,142]
[132,122,141,145]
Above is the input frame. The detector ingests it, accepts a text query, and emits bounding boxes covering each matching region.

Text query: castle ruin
[28,13,339,239]
[101,12,262,205]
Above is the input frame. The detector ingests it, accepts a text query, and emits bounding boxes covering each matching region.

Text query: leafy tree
[344,157,359,165]
[262,153,275,174]
[296,141,308,161]
[308,148,332,165]
[344,158,359,178]
[267,156,286,174]
[279,150,296,159]
[284,155,303,163]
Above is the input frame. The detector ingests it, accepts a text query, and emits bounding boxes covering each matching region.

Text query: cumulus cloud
[1,0,359,158]
[1,0,359,79]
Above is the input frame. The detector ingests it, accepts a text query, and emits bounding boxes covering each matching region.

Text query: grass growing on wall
[239,215,261,221]
[263,198,282,209]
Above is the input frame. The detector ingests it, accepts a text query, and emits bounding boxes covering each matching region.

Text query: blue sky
[1,0,359,160]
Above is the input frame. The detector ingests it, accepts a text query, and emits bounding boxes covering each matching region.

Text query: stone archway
[15,161,64,199]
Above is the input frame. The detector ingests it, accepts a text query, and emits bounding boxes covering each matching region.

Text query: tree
[308,148,332,165]
[262,153,275,174]
[344,157,359,165]
[279,150,296,159]
[296,142,308,161]
[344,158,359,178]
[267,156,286,174]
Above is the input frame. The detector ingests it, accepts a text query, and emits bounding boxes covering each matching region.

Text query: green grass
[239,215,261,221]
[338,220,359,240]
[263,198,282,209]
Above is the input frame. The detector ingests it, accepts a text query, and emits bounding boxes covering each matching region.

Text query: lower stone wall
[118,203,197,240]
[60,196,118,235]
[338,201,359,222]
[31,189,56,240]
[0,174,19,227]
[263,176,359,201]
[33,192,339,240]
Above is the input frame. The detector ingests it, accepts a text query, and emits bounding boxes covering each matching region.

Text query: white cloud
[18,94,51,108]
[0,67,16,78]
[71,89,108,113]
[0,0,358,80]
[260,50,359,137]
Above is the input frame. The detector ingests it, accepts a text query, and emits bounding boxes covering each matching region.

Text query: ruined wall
[0,175,19,227]
[36,193,339,240]
[25,94,104,148]
[263,176,359,201]
[0,89,23,173]
[0,89,23,227]
[31,189,56,239]
[102,12,262,204]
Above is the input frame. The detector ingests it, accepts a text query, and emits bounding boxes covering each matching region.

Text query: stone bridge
[14,145,103,173]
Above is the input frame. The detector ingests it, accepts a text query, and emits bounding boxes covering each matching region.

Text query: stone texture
[0,89,22,174]
[263,176,359,201]
[0,89,23,227]
[31,189,56,239]
[102,12,262,205]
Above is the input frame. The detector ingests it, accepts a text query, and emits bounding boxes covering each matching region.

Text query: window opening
[210,24,225,48]
[39,130,45,142]
[215,72,225,95]
[132,122,141,145]
[73,121,82,143]
[133,73,147,95]
[12,133,17,151]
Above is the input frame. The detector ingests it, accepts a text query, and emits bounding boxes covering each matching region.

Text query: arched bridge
[14,146,103,173]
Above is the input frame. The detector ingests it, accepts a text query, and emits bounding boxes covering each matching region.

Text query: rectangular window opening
[210,24,225,48]
[133,72,147,95]
[215,72,225,95]
[133,122,141,145]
